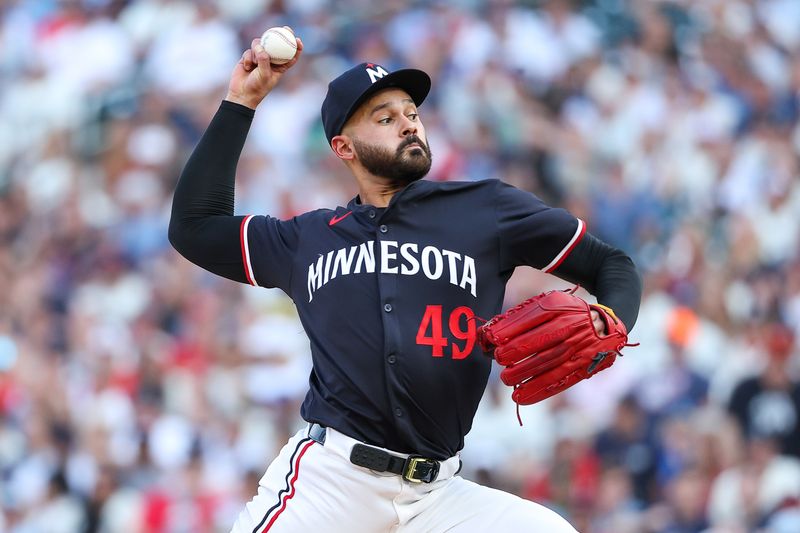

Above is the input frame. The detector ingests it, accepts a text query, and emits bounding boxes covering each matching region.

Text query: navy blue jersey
[240,178,584,458]
[169,102,642,461]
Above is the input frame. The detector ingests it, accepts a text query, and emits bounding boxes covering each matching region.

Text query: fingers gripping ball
[478,289,634,406]
[260,27,298,65]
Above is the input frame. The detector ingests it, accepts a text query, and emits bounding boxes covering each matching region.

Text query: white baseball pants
[231,425,577,533]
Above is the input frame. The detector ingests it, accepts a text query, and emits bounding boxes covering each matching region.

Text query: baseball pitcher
[169,32,642,532]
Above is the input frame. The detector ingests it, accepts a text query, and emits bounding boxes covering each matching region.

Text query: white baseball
[260,27,297,65]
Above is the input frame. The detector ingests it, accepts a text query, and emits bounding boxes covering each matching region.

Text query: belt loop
[308,423,327,445]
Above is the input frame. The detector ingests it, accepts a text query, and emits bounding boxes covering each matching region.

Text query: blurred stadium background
[1,0,800,531]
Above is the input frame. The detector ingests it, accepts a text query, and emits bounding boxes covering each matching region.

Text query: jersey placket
[373,205,408,431]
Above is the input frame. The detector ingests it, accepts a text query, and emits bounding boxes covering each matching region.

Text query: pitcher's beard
[353,135,432,184]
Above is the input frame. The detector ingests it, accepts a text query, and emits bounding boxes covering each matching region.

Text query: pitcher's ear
[331,135,354,160]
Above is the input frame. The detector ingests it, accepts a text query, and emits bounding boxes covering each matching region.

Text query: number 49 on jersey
[415,305,477,359]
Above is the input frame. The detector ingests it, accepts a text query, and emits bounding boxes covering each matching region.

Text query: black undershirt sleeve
[552,233,643,332]
[168,101,256,283]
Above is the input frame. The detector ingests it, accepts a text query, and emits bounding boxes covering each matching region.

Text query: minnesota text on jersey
[307,240,477,302]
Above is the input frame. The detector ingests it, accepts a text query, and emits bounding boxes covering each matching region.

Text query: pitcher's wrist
[224,91,261,110]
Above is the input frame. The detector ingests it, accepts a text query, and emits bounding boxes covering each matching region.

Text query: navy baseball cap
[321,62,431,144]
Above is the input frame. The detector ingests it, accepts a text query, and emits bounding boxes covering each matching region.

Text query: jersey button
[387,354,396,364]
[368,210,376,219]
[394,408,403,417]
[384,303,393,312]
[379,225,388,233]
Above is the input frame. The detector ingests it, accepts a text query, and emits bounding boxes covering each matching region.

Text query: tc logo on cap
[366,64,389,83]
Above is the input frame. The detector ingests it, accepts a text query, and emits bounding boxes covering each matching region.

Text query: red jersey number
[415,305,477,359]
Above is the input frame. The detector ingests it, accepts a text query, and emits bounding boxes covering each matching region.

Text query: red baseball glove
[478,288,634,406]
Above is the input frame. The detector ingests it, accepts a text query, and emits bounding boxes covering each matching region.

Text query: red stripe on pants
[262,440,316,532]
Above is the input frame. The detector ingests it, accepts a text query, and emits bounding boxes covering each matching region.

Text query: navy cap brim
[332,69,431,142]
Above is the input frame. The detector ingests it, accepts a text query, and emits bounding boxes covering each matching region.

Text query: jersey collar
[346,179,431,212]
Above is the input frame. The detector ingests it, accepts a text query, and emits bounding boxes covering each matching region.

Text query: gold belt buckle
[402,456,439,484]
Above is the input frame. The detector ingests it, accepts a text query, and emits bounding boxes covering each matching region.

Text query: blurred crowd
[1,0,800,531]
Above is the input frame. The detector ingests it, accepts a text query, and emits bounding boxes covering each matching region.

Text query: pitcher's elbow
[168,217,187,256]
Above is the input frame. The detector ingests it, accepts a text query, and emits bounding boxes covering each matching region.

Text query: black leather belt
[308,423,440,484]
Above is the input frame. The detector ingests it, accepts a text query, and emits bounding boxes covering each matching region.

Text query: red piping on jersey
[240,215,257,286]
[544,219,587,273]
[262,439,316,531]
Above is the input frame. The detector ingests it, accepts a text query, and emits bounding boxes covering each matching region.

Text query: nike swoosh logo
[328,211,352,227]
